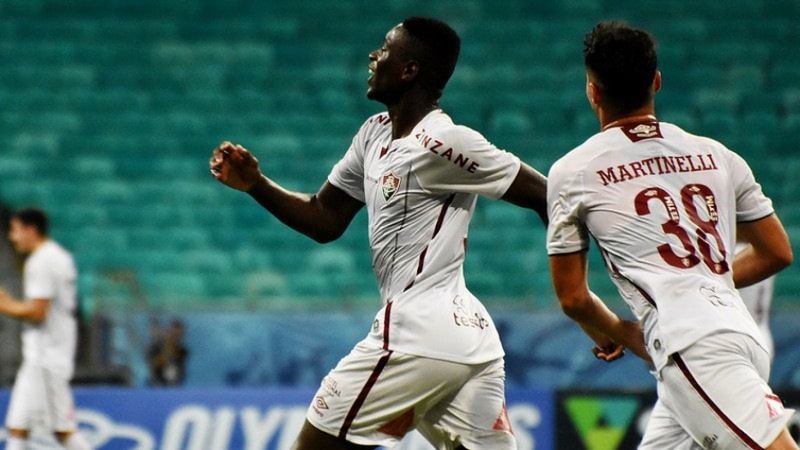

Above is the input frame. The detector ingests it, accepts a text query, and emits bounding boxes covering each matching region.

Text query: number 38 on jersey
[635,183,729,274]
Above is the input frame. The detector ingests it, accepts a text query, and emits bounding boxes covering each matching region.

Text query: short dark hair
[12,208,48,236]
[584,21,658,115]
[401,16,461,97]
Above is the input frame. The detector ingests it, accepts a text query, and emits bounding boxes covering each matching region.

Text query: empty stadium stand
[0,0,798,388]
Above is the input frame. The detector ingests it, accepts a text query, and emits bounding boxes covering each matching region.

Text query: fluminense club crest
[381,171,401,201]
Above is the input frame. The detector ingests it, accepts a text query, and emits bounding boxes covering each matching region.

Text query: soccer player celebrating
[210,16,547,450]
[546,21,797,449]
[0,208,91,450]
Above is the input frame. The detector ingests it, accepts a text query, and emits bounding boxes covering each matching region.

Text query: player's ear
[586,80,602,110]
[652,70,662,93]
[402,60,420,82]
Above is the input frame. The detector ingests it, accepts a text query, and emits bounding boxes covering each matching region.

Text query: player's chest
[363,138,418,205]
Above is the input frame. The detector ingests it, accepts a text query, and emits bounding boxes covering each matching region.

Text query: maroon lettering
[661,156,676,174]
[707,153,718,170]
[675,156,689,172]
[641,158,657,175]
[597,167,619,186]
[630,161,648,178]
[467,161,479,173]
[421,136,432,148]
[441,148,454,160]
[617,164,635,182]
[686,155,703,172]
[454,153,470,168]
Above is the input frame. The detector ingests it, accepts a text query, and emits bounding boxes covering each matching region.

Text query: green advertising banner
[556,390,657,450]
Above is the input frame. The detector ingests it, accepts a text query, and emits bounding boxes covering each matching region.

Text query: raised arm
[734,213,793,288]
[501,162,548,226]
[210,141,364,243]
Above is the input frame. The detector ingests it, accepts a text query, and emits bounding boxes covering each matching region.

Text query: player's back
[549,119,773,369]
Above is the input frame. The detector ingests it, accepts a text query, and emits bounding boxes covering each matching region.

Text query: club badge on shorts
[381,172,401,202]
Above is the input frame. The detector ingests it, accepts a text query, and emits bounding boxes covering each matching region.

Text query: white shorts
[306,343,515,449]
[640,332,794,450]
[5,362,77,432]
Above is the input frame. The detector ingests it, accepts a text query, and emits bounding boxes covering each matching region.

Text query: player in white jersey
[210,16,547,450]
[546,22,797,450]
[0,208,91,450]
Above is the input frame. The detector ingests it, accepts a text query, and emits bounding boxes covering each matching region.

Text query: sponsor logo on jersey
[381,172,401,202]
[622,122,663,142]
[629,124,658,138]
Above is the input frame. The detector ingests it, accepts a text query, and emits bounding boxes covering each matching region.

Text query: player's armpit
[501,163,548,225]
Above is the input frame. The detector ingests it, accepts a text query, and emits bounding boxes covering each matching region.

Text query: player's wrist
[245,174,267,195]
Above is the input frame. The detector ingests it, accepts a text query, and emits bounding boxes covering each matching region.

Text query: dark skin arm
[733,214,792,288]
[501,162,548,226]
[210,142,364,243]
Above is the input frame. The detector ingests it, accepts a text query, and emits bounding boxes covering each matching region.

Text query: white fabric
[64,430,92,450]
[5,436,26,450]
[307,343,515,449]
[546,121,773,371]
[5,362,78,432]
[21,240,78,379]
[328,109,521,364]
[640,333,793,449]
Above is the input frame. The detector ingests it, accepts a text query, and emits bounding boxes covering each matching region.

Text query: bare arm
[0,289,48,324]
[734,214,792,288]
[549,251,651,362]
[210,141,364,243]
[501,162,548,226]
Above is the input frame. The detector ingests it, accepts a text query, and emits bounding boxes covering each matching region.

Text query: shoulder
[549,134,604,179]
[32,241,75,270]
[358,112,392,136]
[421,112,485,146]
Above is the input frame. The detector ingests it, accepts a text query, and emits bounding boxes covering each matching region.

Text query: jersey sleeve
[23,253,55,300]
[727,150,774,222]
[412,125,521,199]
[327,121,369,203]
[546,156,591,255]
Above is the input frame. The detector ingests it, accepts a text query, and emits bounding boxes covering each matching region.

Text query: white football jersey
[21,240,78,379]
[547,120,773,371]
[329,109,521,364]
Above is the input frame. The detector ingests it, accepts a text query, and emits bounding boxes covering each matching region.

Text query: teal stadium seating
[0,0,798,319]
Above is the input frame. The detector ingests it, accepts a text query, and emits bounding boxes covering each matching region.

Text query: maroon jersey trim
[338,351,393,440]
[673,353,765,450]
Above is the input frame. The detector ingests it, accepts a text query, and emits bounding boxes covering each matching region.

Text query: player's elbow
[773,245,793,271]
[558,294,590,322]
[308,228,343,244]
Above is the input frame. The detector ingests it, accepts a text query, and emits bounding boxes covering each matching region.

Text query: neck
[386,92,439,140]
[24,237,47,255]
[598,104,656,131]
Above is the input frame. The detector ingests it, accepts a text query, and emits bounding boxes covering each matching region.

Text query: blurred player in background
[211,16,547,450]
[0,208,91,450]
[546,21,797,449]
[736,241,776,359]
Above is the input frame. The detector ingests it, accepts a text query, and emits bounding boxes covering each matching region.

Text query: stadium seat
[1,0,799,390]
